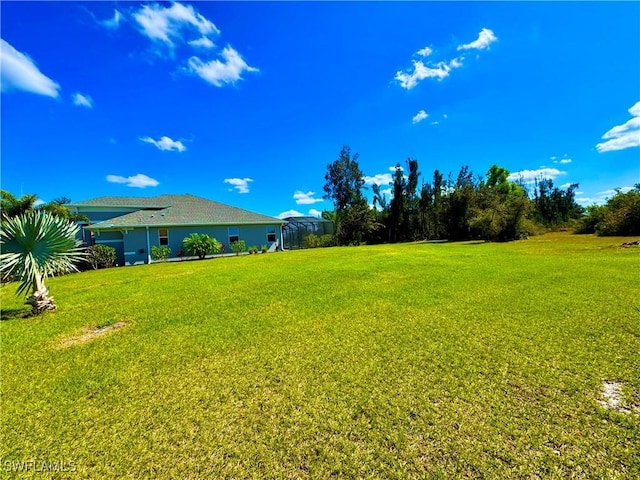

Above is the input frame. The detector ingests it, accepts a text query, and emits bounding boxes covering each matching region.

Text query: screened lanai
[282,216,334,249]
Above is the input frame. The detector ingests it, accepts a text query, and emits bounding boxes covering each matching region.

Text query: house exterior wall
[93,224,283,265]
[94,230,125,266]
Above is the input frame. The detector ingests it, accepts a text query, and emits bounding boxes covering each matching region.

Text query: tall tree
[323,146,366,212]
[389,163,407,242]
[323,146,376,245]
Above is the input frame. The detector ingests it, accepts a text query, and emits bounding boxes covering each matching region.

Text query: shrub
[248,246,259,254]
[261,245,268,253]
[151,245,171,262]
[303,234,335,248]
[182,233,222,260]
[230,240,246,255]
[86,244,117,269]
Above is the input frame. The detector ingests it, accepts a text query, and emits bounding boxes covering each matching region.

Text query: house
[69,194,286,265]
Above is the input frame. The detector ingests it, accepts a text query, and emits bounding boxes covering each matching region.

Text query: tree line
[322,145,637,246]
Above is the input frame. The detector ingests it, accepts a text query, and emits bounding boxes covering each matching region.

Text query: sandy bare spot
[54,321,128,349]
[597,380,640,414]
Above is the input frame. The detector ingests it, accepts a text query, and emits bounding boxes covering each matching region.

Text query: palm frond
[0,212,85,296]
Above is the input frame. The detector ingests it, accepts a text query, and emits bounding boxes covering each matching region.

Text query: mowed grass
[1,233,639,479]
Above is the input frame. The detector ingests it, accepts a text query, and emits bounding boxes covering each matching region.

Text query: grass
[1,232,639,478]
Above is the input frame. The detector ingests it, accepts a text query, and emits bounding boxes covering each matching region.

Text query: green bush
[151,245,171,262]
[86,244,117,269]
[261,245,268,253]
[182,233,222,260]
[303,234,335,248]
[248,246,259,254]
[230,240,246,255]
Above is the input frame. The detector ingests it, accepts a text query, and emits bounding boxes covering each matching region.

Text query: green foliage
[150,245,171,262]
[248,245,259,254]
[596,187,640,236]
[86,244,117,270]
[39,196,90,224]
[182,233,221,260]
[1,190,38,219]
[1,191,90,223]
[261,245,268,253]
[0,212,84,312]
[303,234,334,248]
[531,179,584,227]
[575,204,607,234]
[230,240,246,255]
[323,145,366,213]
[575,187,640,236]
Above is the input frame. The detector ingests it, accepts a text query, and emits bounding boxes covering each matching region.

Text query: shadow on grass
[0,308,32,321]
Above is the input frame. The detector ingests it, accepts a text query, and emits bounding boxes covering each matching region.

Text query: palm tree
[0,190,38,220]
[0,212,85,314]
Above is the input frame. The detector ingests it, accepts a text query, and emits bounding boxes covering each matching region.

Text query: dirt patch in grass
[598,380,640,415]
[54,321,128,349]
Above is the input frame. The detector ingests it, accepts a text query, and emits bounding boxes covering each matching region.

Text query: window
[228,227,239,244]
[267,226,277,242]
[159,228,169,246]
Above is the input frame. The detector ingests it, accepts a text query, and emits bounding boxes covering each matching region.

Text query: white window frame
[158,228,169,246]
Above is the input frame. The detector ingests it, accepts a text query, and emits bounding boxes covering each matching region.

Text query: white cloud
[443,113,448,119]
[559,158,572,164]
[133,2,219,47]
[599,187,633,197]
[596,101,640,153]
[507,168,566,183]
[412,109,428,124]
[308,209,322,218]
[416,46,432,57]
[395,57,462,89]
[34,199,45,207]
[72,92,93,108]
[224,177,253,194]
[381,188,392,197]
[457,28,498,51]
[431,121,440,125]
[106,173,159,188]
[140,135,186,152]
[364,173,393,185]
[277,209,303,219]
[560,183,573,189]
[188,46,258,87]
[0,39,60,97]
[101,10,122,30]
[188,36,215,49]
[293,191,323,205]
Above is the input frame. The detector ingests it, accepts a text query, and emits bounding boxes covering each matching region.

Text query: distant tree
[1,190,38,219]
[389,163,407,242]
[323,146,366,212]
[532,179,583,226]
[323,146,375,245]
[445,165,476,240]
[470,165,531,241]
[39,197,90,224]
[0,212,85,313]
[589,186,640,236]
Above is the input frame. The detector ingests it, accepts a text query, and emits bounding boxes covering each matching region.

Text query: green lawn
[1,233,639,478]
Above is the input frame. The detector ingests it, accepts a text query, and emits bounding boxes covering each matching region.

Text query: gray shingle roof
[74,194,286,230]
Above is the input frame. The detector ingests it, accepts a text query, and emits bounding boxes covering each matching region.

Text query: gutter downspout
[146,226,151,264]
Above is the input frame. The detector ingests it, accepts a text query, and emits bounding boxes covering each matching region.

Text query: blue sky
[2,1,639,218]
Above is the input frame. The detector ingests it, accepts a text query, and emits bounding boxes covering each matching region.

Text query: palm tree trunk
[26,276,56,313]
